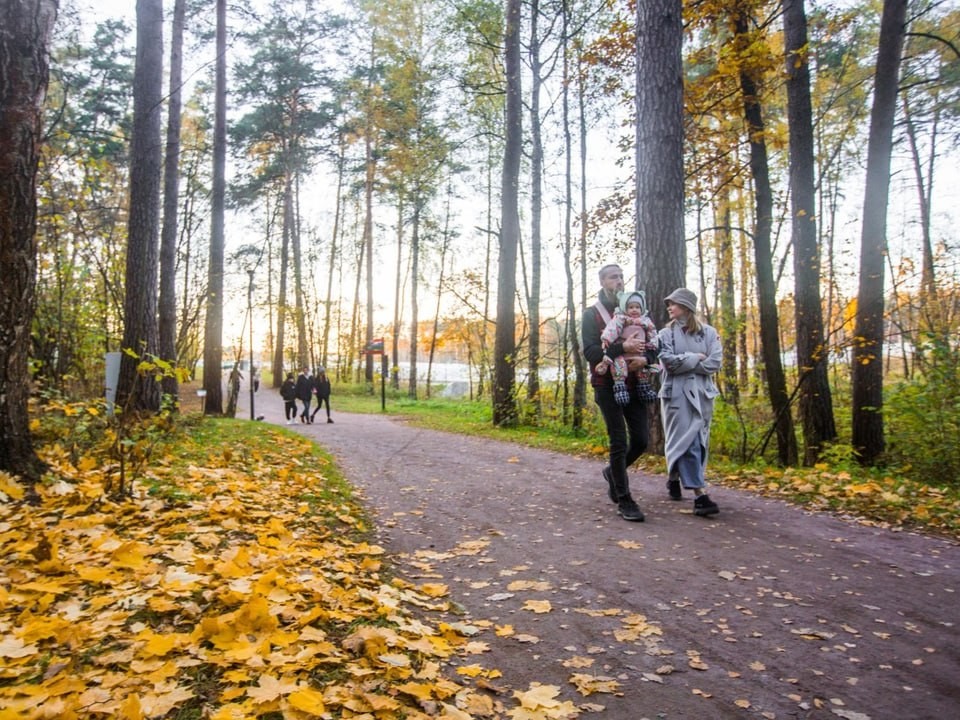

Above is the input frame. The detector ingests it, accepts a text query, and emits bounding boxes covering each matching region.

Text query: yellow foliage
[522,599,552,614]
[0,420,509,718]
[569,672,621,696]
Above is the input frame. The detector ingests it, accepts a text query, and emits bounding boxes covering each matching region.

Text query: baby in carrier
[595,290,659,406]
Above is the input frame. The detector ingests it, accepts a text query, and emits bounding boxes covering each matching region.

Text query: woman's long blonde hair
[671,306,703,335]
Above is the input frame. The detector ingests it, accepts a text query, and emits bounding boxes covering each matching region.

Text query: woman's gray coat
[657,321,722,475]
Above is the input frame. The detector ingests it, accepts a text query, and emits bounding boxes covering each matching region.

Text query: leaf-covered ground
[711,463,960,540]
[0,409,550,719]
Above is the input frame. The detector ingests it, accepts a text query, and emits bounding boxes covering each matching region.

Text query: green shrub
[884,336,960,487]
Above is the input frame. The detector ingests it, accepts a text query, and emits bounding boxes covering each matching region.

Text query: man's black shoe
[602,467,617,504]
[693,494,719,516]
[666,477,682,501]
[617,498,645,522]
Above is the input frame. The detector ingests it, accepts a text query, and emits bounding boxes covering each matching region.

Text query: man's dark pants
[594,386,649,500]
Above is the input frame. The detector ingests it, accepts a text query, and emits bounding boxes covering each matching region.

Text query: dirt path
[241,387,960,719]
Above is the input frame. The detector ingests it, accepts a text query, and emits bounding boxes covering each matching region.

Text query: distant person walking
[280,372,297,424]
[658,288,721,516]
[294,368,313,423]
[310,367,334,424]
[581,263,650,522]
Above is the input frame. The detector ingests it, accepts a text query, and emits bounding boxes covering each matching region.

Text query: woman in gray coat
[658,288,722,516]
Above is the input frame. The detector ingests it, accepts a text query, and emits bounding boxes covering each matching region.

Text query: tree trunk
[349,227,365,383]
[576,31,589,418]
[291,170,308,369]
[392,196,404,390]
[273,183,291,388]
[565,0,585,431]
[852,0,908,464]
[902,93,938,328]
[203,0,226,414]
[715,188,738,403]
[526,0,542,404]
[159,0,185,403]
[364,34,377,384]
[493,0,521,427]
[408,201,421,398]
[322,136,345,371]
[478,137,494,400]
[426,186,452,397]
[736,183,751,392]
[734,6,798,465]
[634,0,685,329]
[119,0,164,413]
[784,0,836,464]
[0,0,57,481]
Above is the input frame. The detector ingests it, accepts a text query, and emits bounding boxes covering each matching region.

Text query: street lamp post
[247,268,255,420]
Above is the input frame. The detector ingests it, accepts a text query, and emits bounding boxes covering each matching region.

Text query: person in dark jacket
[310,367,334,424]
[294,367,313,423]
[280,372,297,424]
[581,263,652,522]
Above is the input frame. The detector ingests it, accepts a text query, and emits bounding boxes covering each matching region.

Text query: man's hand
[627,357,647,372]
[623,337,645,354]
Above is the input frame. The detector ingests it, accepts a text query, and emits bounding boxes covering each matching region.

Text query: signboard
[363,337,384,354]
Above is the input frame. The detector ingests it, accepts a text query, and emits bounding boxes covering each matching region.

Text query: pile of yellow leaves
[0,413,512,719]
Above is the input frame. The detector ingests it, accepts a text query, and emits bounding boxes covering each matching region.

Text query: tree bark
[408,201,421,398]
[364,34,377,385]
[565,0,586,431]
[715,188,739,404]
[852,0,908,464]
[493,0,522,427]
[391,195,404,390]
[273,181,291,387]
[634,0,685,329]
[526,0,542,404]
[119,0,164,412]
[203,0,227,413]
[292,171,308,369]
[734,6,798,465]
[159,0,186,403]
[325,134,346,372]
[0,0,57,481]
[426,186,452,397]
[784,0,837,464]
